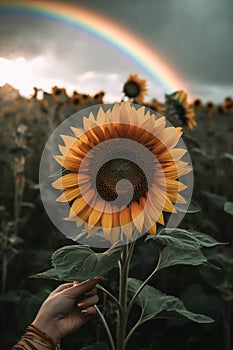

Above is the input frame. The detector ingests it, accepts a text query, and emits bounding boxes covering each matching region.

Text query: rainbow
[0,0,192,95]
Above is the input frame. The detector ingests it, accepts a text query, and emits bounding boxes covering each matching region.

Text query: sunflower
[166,91,197,130]
[52,102,191,244]
[123,74,147,104]
[52,86,68,105]
[224,96,233,104]
[146,98,165,115]
[221,98,233,114]
[71,91,91,106]
[192,98,202,111]
[206,101,214,117]
[93,91,105,104]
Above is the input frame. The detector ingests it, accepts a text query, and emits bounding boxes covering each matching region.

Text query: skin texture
[32,277,101,344]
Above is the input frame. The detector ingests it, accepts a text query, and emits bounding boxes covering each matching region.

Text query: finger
[80,306,97,315]
[62,277,102,298]
[78,294,99,309]
[85,287,97,297]
[50,282,74,295]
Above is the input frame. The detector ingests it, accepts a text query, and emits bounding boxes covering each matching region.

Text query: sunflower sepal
[128,278,214,324]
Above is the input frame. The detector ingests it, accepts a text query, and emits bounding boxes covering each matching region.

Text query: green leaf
[148,228,224,251]
[190,230,226,247]
[21,202,35,209]
[224,202,233,216]
[158,246,207,270]
[191,148,213,160]
[32,245,121,281]
[152,228,201,250]
[201,191,226,209]
[128,278,214,324]
[80,342,109,350]
[220,152,233,162]
[175,202,201,213]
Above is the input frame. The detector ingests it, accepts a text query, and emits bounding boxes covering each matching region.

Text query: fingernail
[93,276,102,281]
[78,303,85,308]
[81,309,88,314]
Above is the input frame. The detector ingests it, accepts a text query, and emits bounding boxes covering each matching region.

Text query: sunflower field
[0,78,233,350]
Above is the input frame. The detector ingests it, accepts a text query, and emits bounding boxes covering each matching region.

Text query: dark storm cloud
[0,13,82,60]
[0,6,133,75]
[0,0,232,99]
[70,0,233,85]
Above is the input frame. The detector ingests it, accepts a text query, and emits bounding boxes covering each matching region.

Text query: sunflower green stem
[97,284,123,312]
[116,240,136,350]
[126,250,161,318]
[95,305,115,350]
[125,307,144,345]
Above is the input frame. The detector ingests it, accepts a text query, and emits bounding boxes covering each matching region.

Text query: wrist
[12,325,61,350]
[32,317,61,342]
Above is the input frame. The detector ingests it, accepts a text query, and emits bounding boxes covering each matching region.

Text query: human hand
[32,277,101,342]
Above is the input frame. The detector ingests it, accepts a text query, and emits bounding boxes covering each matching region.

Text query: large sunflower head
[40,102,193,247]
[123,74,147,104]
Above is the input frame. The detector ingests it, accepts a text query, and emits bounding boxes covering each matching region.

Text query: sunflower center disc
[123,81,140,98]
[96,158,148,204]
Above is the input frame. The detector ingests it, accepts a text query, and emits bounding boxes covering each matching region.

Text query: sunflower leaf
[158,246,207,270]
[175,202,201,213]
[224,202,233,216]
[32,245,121,281]
[150,228,225,251]
[220,152,233,162]
[128,278,214,324]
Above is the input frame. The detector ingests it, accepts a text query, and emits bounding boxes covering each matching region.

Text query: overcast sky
[0,0,232,102]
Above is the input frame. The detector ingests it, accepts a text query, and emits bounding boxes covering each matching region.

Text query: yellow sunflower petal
[58,144,68,156]
[53,155,65,167]
[130,201,144,232]
[88,200,105,227]
[56,187,81,202]
[70,126,83,137]
[119,207,133,239]
[109,226,120,244]
[86,224,99,237]
[158,148,187,162]
[60,135,76,148]
[52,173,78,190]
[167,192,187,204]
[83,116,97,131]
[62,155,81,172]
[101,212,113,239]
[70,197,88,216]
[147,223,157,235]
[76,217,85,228]
[157,212,164,225]
[78,205,93,222]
